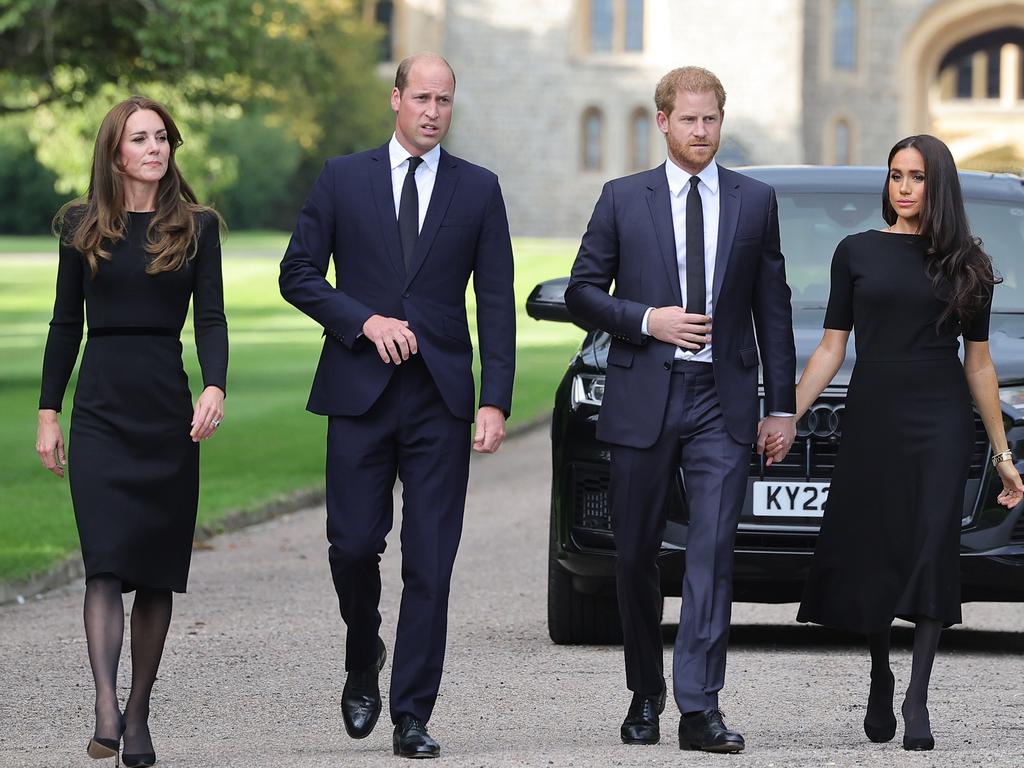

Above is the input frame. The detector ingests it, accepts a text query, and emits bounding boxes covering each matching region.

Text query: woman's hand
[995,459,1024,508]
[36,409,66,477]
[190,385,225,442]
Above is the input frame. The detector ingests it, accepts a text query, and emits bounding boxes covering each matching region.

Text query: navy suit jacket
[280,143,515,422]
[565,163,796,448]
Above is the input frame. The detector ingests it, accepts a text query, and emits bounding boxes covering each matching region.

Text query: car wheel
[547,513,624,645]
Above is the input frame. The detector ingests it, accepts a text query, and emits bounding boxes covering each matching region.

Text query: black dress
[797,230,990,632]
[39,210,228,592]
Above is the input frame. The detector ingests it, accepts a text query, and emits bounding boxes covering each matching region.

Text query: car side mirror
[525,277,595,331]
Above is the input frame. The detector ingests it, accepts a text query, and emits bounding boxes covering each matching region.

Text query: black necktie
[399,156,424,274]
[685,175,706,351]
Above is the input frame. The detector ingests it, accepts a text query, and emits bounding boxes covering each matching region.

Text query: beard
[667,131,719,171]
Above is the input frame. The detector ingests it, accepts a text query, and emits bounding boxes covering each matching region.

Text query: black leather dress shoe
[678,709,745,753]
[393,715,440,758]
[341,638,387,739]
[620,684,667,744]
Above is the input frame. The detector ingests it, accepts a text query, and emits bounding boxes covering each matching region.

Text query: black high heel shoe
[863,669,897,743]
[87,715,125,765]
[121,752,156,767]
[901,703,935,751]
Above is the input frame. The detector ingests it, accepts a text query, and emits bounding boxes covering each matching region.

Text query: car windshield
[780,192,1024,312]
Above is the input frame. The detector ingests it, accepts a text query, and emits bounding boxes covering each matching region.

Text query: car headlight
[998,386,1024,417]
[571,373,605,410]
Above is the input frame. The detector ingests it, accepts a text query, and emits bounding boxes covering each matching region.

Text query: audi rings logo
[796,403,844,438]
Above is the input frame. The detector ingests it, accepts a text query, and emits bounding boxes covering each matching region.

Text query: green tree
[0,115,69,232]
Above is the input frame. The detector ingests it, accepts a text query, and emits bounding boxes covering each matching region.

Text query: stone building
[366,0,1024,236]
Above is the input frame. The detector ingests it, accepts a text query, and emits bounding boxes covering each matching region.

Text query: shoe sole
[621,735,660,745]
[681,741,745,753]
[87,739,119,759]
[392,743,440,759]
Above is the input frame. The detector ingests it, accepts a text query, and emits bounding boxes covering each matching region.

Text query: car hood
[585,310,1024,386]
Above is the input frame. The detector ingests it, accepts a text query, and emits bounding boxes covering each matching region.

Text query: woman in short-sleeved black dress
[764,136,1023,752]
[36,96,227,767]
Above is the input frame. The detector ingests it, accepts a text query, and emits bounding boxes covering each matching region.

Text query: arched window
[832,0,858,71]
[629,109,650,171]
[582,108,604,171]
[834,119,852,165]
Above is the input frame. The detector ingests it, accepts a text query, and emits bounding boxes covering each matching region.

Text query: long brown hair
[54,95,219,276]
[881,134,998,328]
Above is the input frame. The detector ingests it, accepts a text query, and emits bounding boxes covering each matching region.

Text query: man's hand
[362,314,419,365]
[473,406,506,454]
[647,306,711,350]
[756,415,796,466]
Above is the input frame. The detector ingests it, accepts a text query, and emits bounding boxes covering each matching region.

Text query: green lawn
[0,235,582,582]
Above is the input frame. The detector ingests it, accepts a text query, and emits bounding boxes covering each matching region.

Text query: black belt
[671,359,713,373]
[88,326,179,339]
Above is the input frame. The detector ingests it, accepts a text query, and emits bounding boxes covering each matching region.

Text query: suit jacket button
[663,361,671,370]
[402,291,410,298]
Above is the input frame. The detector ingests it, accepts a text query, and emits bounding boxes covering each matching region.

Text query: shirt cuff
[768,411,795,417]
[641,307,653,336]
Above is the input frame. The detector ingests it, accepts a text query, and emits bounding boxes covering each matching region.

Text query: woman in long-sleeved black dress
[35,95,227,767]
[762,135,1023,752]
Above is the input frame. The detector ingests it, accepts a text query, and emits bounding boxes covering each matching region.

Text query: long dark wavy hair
[53,95,220,277]
[882,134,998,330]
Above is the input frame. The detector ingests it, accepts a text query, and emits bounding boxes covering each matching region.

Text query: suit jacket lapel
[714,165,741,306]
[405,148,459,289]
[645,164,683,308]
[369,143,406,279]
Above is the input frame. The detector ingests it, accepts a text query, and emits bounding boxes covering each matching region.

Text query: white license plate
[752,481,829,517]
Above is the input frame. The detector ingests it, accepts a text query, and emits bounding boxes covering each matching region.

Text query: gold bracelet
[991,449,1013,467]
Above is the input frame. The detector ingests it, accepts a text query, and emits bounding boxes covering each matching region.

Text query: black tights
[84,575,173,754]
[865,617,943,739]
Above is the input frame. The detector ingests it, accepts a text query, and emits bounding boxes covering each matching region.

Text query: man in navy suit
[566,66,796,753]
[280,52,515,759]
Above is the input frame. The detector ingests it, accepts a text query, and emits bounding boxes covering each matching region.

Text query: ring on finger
[211,418,221,428]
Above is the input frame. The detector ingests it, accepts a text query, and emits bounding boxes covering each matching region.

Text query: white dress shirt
[388,134,441,231]
[642,159,719,363]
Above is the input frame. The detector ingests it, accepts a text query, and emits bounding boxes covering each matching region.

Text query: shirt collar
[389,134,441,173]
[665,157,719,198]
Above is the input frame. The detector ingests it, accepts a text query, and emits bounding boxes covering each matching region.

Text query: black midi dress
[39,210,228,593]
[797,230,990,632]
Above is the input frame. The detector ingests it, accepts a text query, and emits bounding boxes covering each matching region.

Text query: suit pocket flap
[606,346,634,368]
[739,347,758,368]
[442,314,472,348]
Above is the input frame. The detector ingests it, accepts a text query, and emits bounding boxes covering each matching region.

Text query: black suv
[528,166,1024,645]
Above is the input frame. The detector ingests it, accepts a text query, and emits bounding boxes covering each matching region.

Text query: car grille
[571,464,612,532]
[750,395,988,480]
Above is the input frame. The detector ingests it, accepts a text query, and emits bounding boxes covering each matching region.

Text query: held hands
[756,415,797,466]
[191,385,225,442]
[473,406,506,454]
[995,459,1024,508]
[363,314,419,365]
[36,409,66,477]
[647,306,711,350]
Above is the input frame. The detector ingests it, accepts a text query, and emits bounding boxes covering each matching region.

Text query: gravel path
[1,425,1022,766]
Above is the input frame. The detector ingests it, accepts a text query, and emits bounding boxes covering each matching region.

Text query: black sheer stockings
[864,629,896,741]
[82,576,173,756]
[902,617,942,742]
